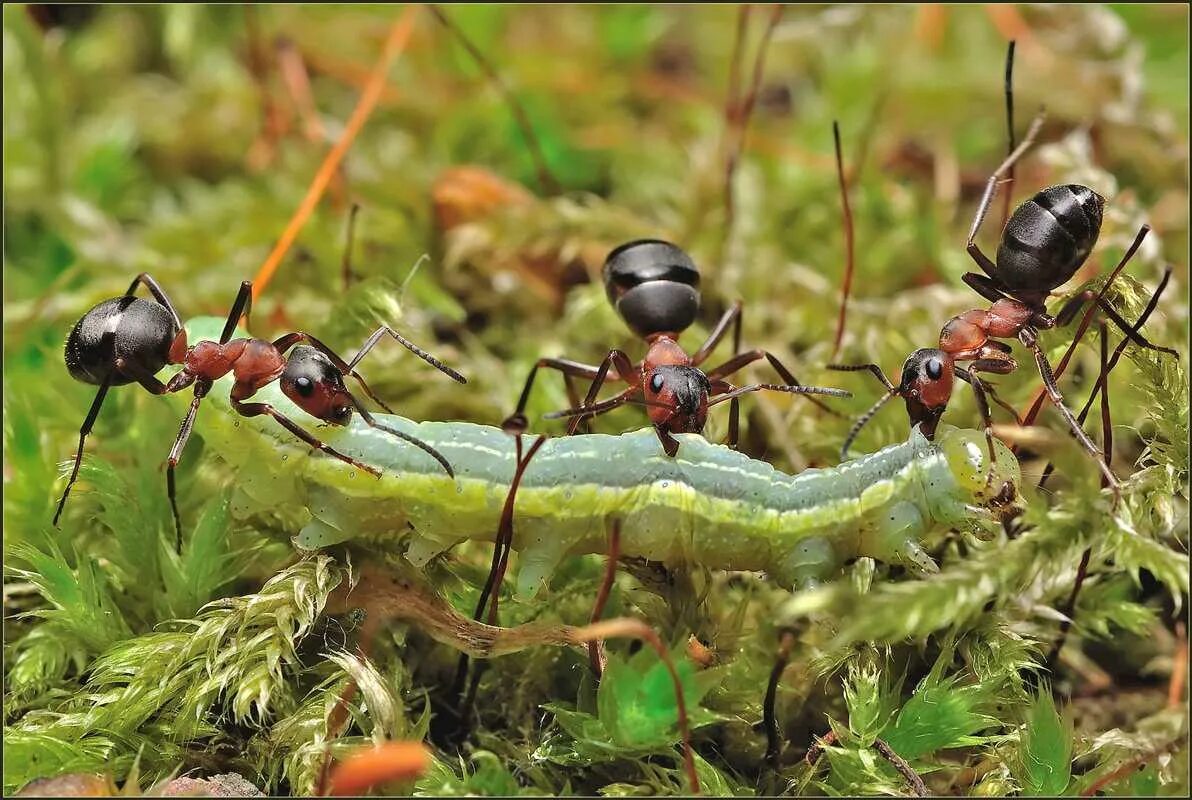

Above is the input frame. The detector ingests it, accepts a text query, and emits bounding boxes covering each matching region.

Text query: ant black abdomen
[65,296,178,386]
[997,184,1104,295]
[602,239,701,338]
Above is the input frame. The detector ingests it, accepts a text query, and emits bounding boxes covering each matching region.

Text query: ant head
[281,345,354,425]
[997,184,1105,300]
[603,239,701,339]
[65,297,178,387]
[643,365,711,434]
[898,348,954,439]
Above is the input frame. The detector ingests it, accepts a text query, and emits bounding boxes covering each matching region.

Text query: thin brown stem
[764,630,796,768]
[1045,547,1092,672]
[588,520,622,679]
[428,5,559,194]
[722,4,784,235]
[1168,622,1187,709]
[244,4,286,169]
[998,40,1017,232]
[831,120,855,360]
[873,738,929,797]
[1079,739,1183,797]
[326,567,700,794]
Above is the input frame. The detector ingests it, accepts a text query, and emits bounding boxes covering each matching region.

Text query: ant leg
[231,399,383,478]
[1022,232,1161,430]
[561,373,593,434]
[566,349,637,436]
[954,366,998,474]
[52,378,113,527]
[690,301,742,366]
[544,388,638,425]
[961,272,1012,305]
[503,357,608,434]
[708,350,845,417]
[966,110,1046,276]
[1055,224,1150,327]
[1098,321,1114,481]
[351,400,454,478]
[220,281,253,343]
[726,397,741,449]
[115,358,196,397]
[1022,333,1120,495]
[1083,294,1179,358]
[1039,268,1172,490]
[165,379,213,552]
[963,361,1022,424]
[1043,327,1116,669]
[124,272,184,331]
[707,376,744,448]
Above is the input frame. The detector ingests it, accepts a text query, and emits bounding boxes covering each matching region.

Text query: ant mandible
[503,239,850,456]
[55,274,466,550]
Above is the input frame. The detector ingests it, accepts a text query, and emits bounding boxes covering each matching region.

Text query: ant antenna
[351,400,454,478]
[705,383,851,408]
[840,390,898,461]
[831,120,855,360]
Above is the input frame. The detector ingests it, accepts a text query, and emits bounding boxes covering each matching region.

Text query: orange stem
[252,5,418,300]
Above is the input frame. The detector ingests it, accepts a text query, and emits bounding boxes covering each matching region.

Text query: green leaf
[882,644,999,760]
[842,651,900,746]
[1012,690,1073,797]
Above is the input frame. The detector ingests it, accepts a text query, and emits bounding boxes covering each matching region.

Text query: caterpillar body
[177,317,1023,596]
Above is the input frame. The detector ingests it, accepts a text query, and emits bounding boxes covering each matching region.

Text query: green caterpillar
[177,317,1023,596]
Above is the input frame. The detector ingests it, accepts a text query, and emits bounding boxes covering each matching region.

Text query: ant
[55,274,466,550]
[502,239,851,456]
[829,42,1177,490]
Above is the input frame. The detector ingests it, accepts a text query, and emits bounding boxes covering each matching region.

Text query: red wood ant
[55,274,466,550]
[830,115,1178,488]
[502,239,851,456]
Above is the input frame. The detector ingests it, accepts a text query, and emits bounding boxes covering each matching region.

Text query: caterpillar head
[936,425,1022,518]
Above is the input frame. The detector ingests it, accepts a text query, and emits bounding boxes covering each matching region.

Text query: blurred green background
[2,4,1188,796]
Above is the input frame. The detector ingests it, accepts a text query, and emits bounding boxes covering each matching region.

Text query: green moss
[3,5,1187,796]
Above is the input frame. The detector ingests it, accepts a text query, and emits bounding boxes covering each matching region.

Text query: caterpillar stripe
[176,317,1023,596]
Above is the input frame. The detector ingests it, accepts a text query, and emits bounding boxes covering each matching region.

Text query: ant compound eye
[925,358,944,381]
[650,373,665,394]
[295,376,315,397]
